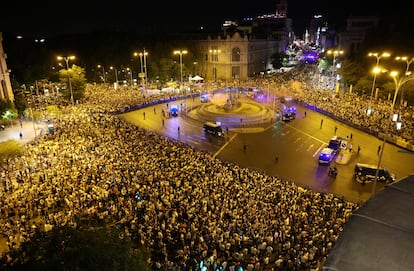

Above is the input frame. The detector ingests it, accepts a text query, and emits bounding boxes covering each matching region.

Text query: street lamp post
[97,64,106,83]
[209,49,221,82]
[174,50,188,89]
[327,49,344,67]
[371,70,414,197]
[110,66,118,89]
[139,53,144,87]
[367,52,390,115]
[143,49,148,90]
[57,55,75,105]
[133,52,144,89]
[395,56,414,106]
[126,67,133,86]
[326,49,344,92]
[134,50,149,92]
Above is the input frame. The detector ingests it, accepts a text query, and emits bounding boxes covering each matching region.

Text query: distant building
[338,15,379,55]
[195,0,294,81]
[307,14,337,51]
[197,31,282,81]
[0,32,14,101]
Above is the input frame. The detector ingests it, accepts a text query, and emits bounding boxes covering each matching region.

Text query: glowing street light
[327,49,344,67]
[57,55,76,105]
[174,50,188,89]
[97,64,106,83]
[209,49,221,82]
[133,50,149,91]
[367,52,390,115]
[110,66,118,89]
[395,56,414,106]
[126,67,133,86]
[326,49,344,91]
[133,52,144,88]
[371,70,414,197]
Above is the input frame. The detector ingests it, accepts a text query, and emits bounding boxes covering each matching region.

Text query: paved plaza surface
[0,120,48,144]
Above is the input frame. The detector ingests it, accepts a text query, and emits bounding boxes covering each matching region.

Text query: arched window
[232,48,241,62]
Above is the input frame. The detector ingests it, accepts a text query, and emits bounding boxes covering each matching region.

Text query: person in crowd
[3,65,414,270]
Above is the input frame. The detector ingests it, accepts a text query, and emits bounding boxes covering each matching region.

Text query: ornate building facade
[196,0,294,81]
[0,32,14,101]
[197,32,283,81]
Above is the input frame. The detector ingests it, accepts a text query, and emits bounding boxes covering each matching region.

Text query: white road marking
[313,143,326,157]
[214,134,238,158]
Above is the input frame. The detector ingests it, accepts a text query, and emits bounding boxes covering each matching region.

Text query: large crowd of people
[1,69,413,270]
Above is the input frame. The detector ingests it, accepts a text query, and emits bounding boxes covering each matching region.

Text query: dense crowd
[1,70,413,270]
[287,66,414,145]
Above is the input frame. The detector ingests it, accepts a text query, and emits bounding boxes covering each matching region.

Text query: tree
[270,52,289,70]
[353,77,375,96]
[1,224,151,271]
[1,108,18,128]
[0,99,15,122]
[339,59,368,88]
[11,89,29,117]
[44,105,63,120]
[318,58,331,73]
[23,107,42,123]
[58,65,87,103]
[157,57,178,83]
[0,140,23,170]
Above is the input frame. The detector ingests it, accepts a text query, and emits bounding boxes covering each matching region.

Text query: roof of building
[322,174,414,271]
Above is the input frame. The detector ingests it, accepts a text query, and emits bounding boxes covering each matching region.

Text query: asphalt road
[121,97,414,204]
[2,97,412,204]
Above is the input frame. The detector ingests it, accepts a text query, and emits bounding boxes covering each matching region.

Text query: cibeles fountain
[186,89,276,129]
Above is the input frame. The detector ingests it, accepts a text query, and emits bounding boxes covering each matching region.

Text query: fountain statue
[187,88,275,127]
[223,92,240,112]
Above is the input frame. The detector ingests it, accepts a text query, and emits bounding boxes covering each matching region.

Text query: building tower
[0,32,14,102]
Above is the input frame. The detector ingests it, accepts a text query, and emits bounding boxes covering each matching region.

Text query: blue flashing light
[302,52,319,63]
[319,153,331,160]
[287,106,297,113]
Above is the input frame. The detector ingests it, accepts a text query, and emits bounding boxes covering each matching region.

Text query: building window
[232,48,241,62]
[232,66,240,79]
[210,46,220,62]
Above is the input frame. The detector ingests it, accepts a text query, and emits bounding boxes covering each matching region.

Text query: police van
[318,147,335,165]
[200,93,209,103]
[169,104,179,117]
[282,111,296,122]
[281,105,296,122]
[353,163,396,184]
[318,136,347,165]
[203,122,224,137]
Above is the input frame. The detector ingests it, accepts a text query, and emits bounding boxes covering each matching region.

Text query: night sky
[1,0,408,37]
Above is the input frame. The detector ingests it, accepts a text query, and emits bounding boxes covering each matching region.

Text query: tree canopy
[1,224,150,271]
[0,139,23,170]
